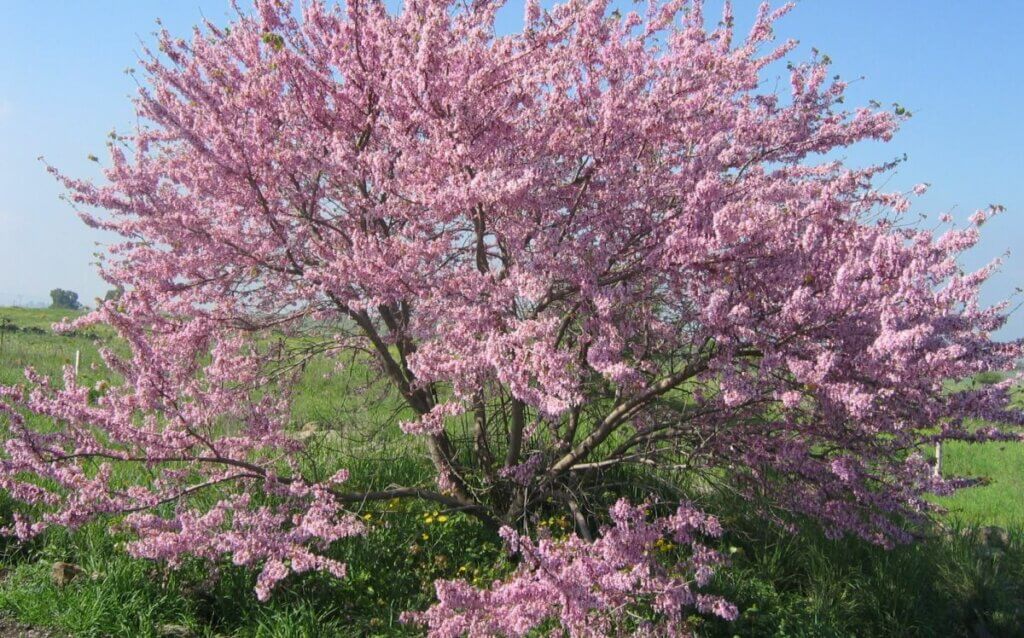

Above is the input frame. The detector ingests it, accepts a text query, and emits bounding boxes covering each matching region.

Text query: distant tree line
[44,287,122,311]
[49,289,81,310]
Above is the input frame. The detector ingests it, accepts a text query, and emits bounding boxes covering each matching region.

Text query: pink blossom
[405,500,736,637]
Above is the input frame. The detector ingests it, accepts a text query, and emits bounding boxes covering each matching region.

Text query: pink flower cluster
[405,500,737,637]
[127,484,364,601]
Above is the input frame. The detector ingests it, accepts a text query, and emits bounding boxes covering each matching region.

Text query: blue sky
[1,1,1022,337]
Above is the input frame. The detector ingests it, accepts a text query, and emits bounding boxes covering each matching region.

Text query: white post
[74,349,80,379]
[933,441,942,478]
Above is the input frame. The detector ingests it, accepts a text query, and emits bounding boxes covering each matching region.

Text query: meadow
[0,306,1021,637]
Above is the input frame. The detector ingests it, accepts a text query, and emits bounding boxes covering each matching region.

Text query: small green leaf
[262,32,285,51]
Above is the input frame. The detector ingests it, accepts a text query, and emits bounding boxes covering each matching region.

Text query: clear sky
[1,1,1022,337]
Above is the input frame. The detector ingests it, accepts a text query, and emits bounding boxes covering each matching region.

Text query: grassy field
[0,306,1021,637]
[0,307,106,383]
[935,439,1024,528]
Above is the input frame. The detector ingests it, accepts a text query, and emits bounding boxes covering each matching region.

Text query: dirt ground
[0,617,62,638]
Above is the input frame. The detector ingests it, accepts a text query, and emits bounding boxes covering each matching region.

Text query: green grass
[934,439,1024,528]
[0,498,506,637]
[0,307,1022,637]
[705,513,1024,637]
[0,307,99,383]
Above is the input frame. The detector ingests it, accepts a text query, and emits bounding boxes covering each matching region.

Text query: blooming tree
[1,0,1021,632]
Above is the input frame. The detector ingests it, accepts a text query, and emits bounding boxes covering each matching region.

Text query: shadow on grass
[703,509,1024,637]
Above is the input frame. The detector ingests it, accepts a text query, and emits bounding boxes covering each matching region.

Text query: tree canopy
[48,288,81,310]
